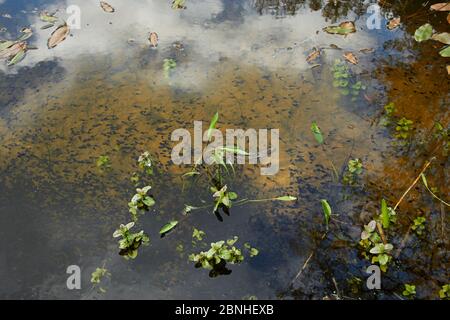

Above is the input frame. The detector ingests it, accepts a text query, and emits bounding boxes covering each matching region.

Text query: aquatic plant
[96,155,111,170]
[113,222,150,259]
[138,151,153,176]
[163,58,177,78]
[90,267,110,293]
[402,284,416,298]
[211,185,237,213]
[192,228,206,242]
[395,117,414,140]
[343,158,363,185]
[320,199,332,228]
[411,216,426,236]
[128,186,155,221]
[380,102,396,126]
[370,243,394,271]
[379,198,396,229]
[189,236,245,271]
[331,59,366,100]
[439,284,450,300]
[311,122,324,144]
[244,243,259,257]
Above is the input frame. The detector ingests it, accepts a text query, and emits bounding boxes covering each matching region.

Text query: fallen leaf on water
[360,48,374,54]
[329,44,341,50]
[343,52,358,64]
[414,23,433,42]
[100,1,115,13]
[387,17,401,30]
[447,65,450,74]
[306,48,320,63]
[431,32,450,44]
[47,24,70,49]
[7,48,26,66]
[0,40,15,52]
[149,32,158,47]
[323,21,356,35]
[39,11,58,23]
[172,0,187,9]
[20,27,32,34]
[430,3,450,11]
[41,24,54,30]
[447,13,450,24]
[0,41,26,59]
[439,45,450,57]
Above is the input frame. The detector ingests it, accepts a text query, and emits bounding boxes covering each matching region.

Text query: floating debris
[430,3,450,11]
[360,48,374,54]
[431,32,450,44]
[306,48,320,63]
[323,21,356,35]
[343,52,358,65]
[1,13,12,19]
[0,41,27,66]
[100,1,115,13]
[47,24,70,49]
[172,0,187,10]
[41,24,54,30]
[149,32,158,47]
[39,11,59,24]
[387,17,401,30]
[172,41,184,51]
[414,23,433,42]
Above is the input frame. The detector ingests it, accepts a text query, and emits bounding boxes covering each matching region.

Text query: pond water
[0,0,448,299]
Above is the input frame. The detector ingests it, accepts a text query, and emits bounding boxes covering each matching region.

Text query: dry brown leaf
[100,1,115,13]
[0,41,26,59]
[430,3,450,11]
[47,24,70,49]
[447,65,450,75]
[306,48,320,63]
[343,52,358,65]
[149,32,158,47]
[448,13,450,24]
[387,17,401,30]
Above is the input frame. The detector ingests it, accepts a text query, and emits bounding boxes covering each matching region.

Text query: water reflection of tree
[251,0,366,22]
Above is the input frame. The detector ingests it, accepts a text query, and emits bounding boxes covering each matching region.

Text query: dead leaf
[306,48,320,63]
[431,32,450,44]
[447,65,450,75]
[323,21,356,35]
[359,48,374,54]
[149,32,158,47]
[343,52,358,65]
[47,24,70,49]
[447,13,450,24]
[100,1,115,13]
[0,41,26,59]
[387,17,401,30]
[430,2,450,11]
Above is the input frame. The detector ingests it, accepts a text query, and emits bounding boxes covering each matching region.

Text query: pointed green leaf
[159,220,178,235]
[311,122,324,144]
[414,23,433,42]
[207,112,219,141]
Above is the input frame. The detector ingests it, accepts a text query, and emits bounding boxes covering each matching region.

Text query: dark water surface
[0,0,448,299]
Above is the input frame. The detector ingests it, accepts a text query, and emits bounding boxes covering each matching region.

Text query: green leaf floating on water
[159,220,178,235]
[439,45,450,57]
[0,40,14,51]
[7,49,26,66]
[311,122,324,144]
[414,23,433,42]
[431,32,450,45]
[323,21,356,35]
